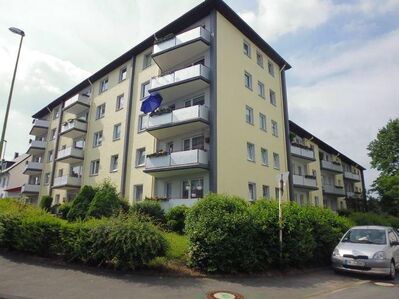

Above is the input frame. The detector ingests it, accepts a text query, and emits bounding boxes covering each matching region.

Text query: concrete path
[0,252,398,299]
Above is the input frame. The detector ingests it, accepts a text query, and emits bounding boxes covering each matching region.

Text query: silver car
[332,225,399,279]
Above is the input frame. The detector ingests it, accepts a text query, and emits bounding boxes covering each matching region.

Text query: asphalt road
[0,253,398,299]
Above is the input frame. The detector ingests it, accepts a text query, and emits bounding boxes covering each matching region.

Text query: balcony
[56,147,84,164]
[60,119,87,139]
[63,94,90,115]
[293,174,318,190]
[145,105,209,139]
[320,160,343,173]
[346,191,362,199]
[23,161,43,175]
[27,140,46,155]
[29,119,49,136]
[344,171,361,182]
[53,175,82,189]
[290,144,315,161]
[144,149,209,177]
[153,26,211,71]
[148,64,210,102]
[21,183,40,194]
[323,185,345,196]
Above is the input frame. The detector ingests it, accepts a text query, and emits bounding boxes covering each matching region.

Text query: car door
[388,230,399,267]
[393,230,399,267]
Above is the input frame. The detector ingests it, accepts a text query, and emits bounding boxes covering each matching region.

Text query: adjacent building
[22,0,365,210]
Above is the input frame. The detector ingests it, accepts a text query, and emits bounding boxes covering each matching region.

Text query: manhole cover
[207,291,244,299]
[374,282,395,287]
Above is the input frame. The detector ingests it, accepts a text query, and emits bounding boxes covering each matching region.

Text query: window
[165,182,172,199]
[268,61,275,77]
[273,152,280,169]
[93,131,103,147]
[44,173,50,185]
[270,89,276,106]
[138,115,146,132]
[116,94,124,110]
[90,160,100,176]
[184,94,205,107]
[96,103,106,119]
[47,150,53,162]
[256,51,264,67]
[134,185,143,201]
[136,148,146,167]
[243,40,251,57]
[272,120,278,137]
[182,179,204,199]
[50,128,57,140]
[244,72,252,89]
[247,142,255,162]
[141,81,150,98]
[99,77,109,93]
[259,113,267,131]
[245,106,254,125]
[261,148,268,166]
[113,123,121,140]
[248,183,256,201]
[258,81,265,98]
[143,52,152,69]
[275,187,280,200]
[119,67,127,82]
[183,136,204,151]
[262,185,270,199]
[110,154,119,172]
[53,107,60,120]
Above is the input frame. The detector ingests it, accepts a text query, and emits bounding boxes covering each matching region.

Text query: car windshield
[342,229,387,245]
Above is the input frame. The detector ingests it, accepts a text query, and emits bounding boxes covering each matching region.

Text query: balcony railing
[145,149,208,173]
[21,183,40,194]
[293,174,318,189]
[53,175,82,188]
[57,147,84,162]
[290,144,315,161]
[346,191,362,198]
[344,171,361,181]
[323,184,345,196]
[60,119,87,138]
[23,161,43,174]
[30,119,49,136]
[153,27,211,71]
[63,94,91,115]
[27,139,46,155]
[320,160,343,173]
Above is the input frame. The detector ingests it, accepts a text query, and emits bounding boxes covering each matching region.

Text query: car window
[388,231,398,243]
[342,229,387,245]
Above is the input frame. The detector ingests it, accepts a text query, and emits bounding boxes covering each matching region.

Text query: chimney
[14,152,19,159]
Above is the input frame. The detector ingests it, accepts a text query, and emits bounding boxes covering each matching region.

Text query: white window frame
[272,120,278,137]
[143,52,152,69]
[134,184,144,201]
[268,60,275,77]
[110,154,119,172]
[262,185,270,199]
[273,152,280,170]
[245,106,254,125]
[247,142,255,162]
[258,81,265,98]
[90,159,100,176]
[96,103,106,119]
[113,123,121,141]
[259,113,267,131]
[270,89,276,106]
[93,130,103,147]
[261,148,269,166]
[119,66,127,82]
[248,182,256,201]
[116,94,124,111]
[244,71,252,90]
[99,77,109,93]
[256,51,264,68]
[136,148,146,167]
[243,40,251,57]
[141,81,150,98]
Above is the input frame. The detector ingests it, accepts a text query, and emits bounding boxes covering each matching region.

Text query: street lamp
[0,27,25,161]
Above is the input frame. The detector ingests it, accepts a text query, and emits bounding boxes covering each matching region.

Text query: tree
[67,185,96,221]
[373,175,399,217]
[39,196,53,212]
[367,118,399,176]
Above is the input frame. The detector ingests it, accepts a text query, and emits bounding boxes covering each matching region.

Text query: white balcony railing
[150,64,210,91]
[290,144,315,160]
[57,147,84,160]
[32,119,49,129]
[29,140,46,149]
[21,184,40,193]
[154,27,211,54]
[53,175,82,188]
[344,171,361,181]
[145,149,208,171]
[24,161,43,172]
[60,119,87,134]
[64,94,90,110]
[321,160,343,172]
[323,184,345,196]
[146,105,209,130]
[293,174,317,189]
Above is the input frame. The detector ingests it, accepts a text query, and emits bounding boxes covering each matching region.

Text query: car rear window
[342,229,386,245]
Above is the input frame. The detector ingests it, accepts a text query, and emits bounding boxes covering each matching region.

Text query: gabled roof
[33,0,290,118]
[289,120,366,170]
[0,154,30,174]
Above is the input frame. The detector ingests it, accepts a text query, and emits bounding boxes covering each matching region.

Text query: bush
[348,212,399,228]
[166,206,189,234]
[67,185,96,221]
[186,194,257,273]
[130,200,165,224]
[39,196,53,212]
[0,222,4,244]
[86,181,125,219]
[58,203,72,219]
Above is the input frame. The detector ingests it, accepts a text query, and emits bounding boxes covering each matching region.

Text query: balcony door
[184,95,205,107]
[70,164,82,178]
[183,135,204,151]
[182,178,204,199]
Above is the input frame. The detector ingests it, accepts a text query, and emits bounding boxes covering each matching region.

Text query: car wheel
[387,261,396,280]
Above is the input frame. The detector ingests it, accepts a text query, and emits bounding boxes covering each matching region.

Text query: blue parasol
[140,93,163,114]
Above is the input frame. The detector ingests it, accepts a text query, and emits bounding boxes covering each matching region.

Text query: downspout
[280,64,294,201]
[361,169,367,212]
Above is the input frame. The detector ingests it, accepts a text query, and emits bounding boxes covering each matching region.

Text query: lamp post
[0,27,25,161]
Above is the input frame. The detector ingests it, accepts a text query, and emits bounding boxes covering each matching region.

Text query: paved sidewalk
[0,252,397,299]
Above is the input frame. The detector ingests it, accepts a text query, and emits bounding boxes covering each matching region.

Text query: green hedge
[130,200,165,224]
[0,199,167,269]
[186,194,352,273]
[166,206,189,234]
[39,196,53,212]
[347,212,399,228]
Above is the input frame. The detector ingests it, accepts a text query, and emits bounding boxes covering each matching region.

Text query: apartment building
[25,0,291,207]
[289,121,366,211]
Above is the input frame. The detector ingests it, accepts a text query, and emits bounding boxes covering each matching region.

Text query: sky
[0,0,398,190]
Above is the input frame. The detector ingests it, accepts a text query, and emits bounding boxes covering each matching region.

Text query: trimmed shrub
[67,185,96,221]
[166,206,189,234]
[86,181,124,219]
[186,194,257,273]
[348,212,399,228]
[39,196,53,212]
[130,200,165,224]
[58,203,72,219]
